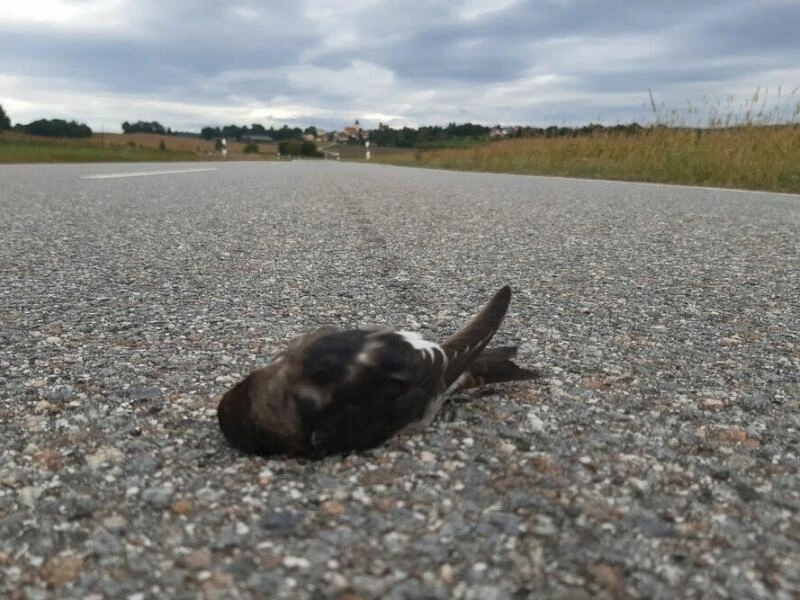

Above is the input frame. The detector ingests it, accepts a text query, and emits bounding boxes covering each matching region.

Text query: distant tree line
[369,122,492,147]
[121,120,200,137]
[0,104,93,137]
[199,123,310,142]
[13,118,92,138]
[0,103,10,130]
[368,121,646,147]
[525,123,644,138]
[119,119,644,146]
[122,120,173,135]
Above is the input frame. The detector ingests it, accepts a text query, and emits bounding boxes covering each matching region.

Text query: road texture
[1,161,799,599]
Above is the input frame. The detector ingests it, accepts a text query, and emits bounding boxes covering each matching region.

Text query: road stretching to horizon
[1,161,799,599]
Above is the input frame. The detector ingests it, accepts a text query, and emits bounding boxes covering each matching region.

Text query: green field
[0,140,197,163]
[0,131,273,163]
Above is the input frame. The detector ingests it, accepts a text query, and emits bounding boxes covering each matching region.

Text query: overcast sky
[2,0,798,133]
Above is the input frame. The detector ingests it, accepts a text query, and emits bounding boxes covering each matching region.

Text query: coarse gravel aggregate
[1,160,799,599]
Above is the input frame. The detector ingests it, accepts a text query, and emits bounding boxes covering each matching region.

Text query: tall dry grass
[379,89,800,194]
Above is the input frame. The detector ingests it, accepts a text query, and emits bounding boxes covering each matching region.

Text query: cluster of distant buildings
[489,126,522,138]
[236,121,529,148]
[240,122,365,145]
[332,122,364,143]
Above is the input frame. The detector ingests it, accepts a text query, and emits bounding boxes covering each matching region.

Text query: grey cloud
[302,0,798,91]
[1,0,797,130]
[682,2,800,60]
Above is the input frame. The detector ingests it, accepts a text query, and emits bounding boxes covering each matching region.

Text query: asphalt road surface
[1,161,799,599]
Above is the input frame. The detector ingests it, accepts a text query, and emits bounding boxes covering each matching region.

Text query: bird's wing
[302,286,514,455]
[300,328,450,455]
[439,285,512,388]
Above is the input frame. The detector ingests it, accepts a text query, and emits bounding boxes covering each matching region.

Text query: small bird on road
[217,285,539,458]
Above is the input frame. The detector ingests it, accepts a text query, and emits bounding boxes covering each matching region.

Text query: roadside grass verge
[0,139,198,163]
[0,132,276,163]
[375,90,800,194]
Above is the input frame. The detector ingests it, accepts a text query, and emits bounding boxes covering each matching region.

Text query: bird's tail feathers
[467,346,540,386]
[440,285,512,386]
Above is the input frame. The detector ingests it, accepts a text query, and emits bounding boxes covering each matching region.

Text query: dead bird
[217,285,539,458]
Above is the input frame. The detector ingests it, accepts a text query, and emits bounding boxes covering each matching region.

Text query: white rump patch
[398,331,445,362]
[356,350,373,366]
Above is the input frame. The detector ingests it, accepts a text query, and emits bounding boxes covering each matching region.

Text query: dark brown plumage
[217,286,539,458]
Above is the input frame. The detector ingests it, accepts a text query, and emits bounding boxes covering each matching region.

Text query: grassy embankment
[375,90,800,194]
[318,143,415,161]
[0,131,277,163]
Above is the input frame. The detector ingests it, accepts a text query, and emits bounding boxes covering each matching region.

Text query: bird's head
[217,357,306,456]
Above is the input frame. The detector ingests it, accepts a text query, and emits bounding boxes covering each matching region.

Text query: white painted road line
[82,167,218,180]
